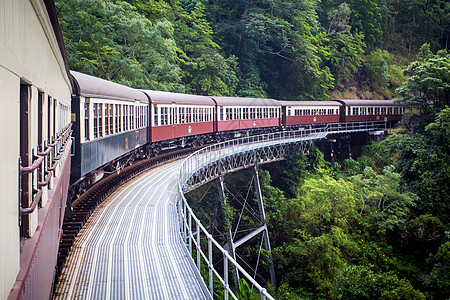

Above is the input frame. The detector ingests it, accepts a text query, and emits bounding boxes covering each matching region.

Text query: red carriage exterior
[143,91,216,143]
[280,101,342,127]
[211,97,281,133]
[335,99,405,124]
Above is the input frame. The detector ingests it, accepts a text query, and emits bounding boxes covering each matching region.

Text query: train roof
[279,100,342,107]
[142,90,215,106]
[211,97,281,106]
[70,71,148,103]
[335,99,405,106]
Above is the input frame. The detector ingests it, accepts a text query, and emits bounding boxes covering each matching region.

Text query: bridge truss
[177,121,386,300]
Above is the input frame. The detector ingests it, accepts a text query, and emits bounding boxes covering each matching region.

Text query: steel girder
[185,140,313,192]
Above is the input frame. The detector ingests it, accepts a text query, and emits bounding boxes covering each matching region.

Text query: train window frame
[84,102,90,141]
[104,104,109,135]
[99,103,103,137]
[375,107,380,115]
[93,103,98,138]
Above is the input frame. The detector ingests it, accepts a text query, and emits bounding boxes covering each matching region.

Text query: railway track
[54,146,203,287]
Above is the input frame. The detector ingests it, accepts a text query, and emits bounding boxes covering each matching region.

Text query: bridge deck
[54,160,210,299]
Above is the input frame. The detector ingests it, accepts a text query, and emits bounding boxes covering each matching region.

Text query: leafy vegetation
[56,1,449,298]
[185,53,448,298]
[56,0,449,99]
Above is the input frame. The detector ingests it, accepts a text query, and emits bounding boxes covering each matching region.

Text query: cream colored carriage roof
[71,71,148,103]
[142,90,215,106]
[211,96,281,106]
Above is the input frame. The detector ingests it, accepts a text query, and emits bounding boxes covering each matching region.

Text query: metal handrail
[20,124,72,175]
[20,123,73,216]
[177,121,385,299]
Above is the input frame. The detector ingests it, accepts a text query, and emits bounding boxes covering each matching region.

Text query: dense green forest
[56,0,449,298]
[56,0,448,100]
[187,103,449,299]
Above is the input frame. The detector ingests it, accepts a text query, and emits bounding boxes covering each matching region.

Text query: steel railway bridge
[54,122,386,299]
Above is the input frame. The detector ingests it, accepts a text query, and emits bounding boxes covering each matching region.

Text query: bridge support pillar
[216,175,240,292]
[253,165,277,288]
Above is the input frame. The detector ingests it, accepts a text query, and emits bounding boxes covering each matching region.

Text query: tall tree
[56,0,184,91]
[396,44,450,109]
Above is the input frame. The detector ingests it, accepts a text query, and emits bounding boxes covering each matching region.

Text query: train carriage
[335,99,405,126]
[211,97,281,136]
[70,71,148,183]
[1,1,73,299]
[143,91,216,147]
[280,101,342,127]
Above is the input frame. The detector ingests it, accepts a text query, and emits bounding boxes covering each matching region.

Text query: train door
[172,104,177,138]
[20,84,31,237]
[281,106,287,127]
[339,105,346,123]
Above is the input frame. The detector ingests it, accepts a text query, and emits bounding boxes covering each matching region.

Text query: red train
[70,71,405,197]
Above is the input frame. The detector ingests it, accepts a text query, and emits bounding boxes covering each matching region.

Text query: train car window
[123,105,127,131]
[110,105,114,134]
[130,105,136,129]
[153,106,157,126]
[164,107,169,125]
[393,107,398,114]
[129,105,133,130]
[381,107,386,115]
[47,96,51,141]
[93,104,98,138]
[388,107,393,115]
[114,105,118,132]
[375,107,380,115]
[352,107,358,115]
[84,103,90,141]
[118,105,122,132]
[104,104,109,135]
[347,107,351,115]
[170,107,177,124]
[368,107,373,115]
[98,104,103,137]
[38,92,43,150]
[126,105,130,129]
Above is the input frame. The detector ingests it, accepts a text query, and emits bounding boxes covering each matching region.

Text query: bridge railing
[177,121,385,299]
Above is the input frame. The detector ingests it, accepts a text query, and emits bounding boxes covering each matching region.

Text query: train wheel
[153,145,161,156]
[145,147,152,158]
